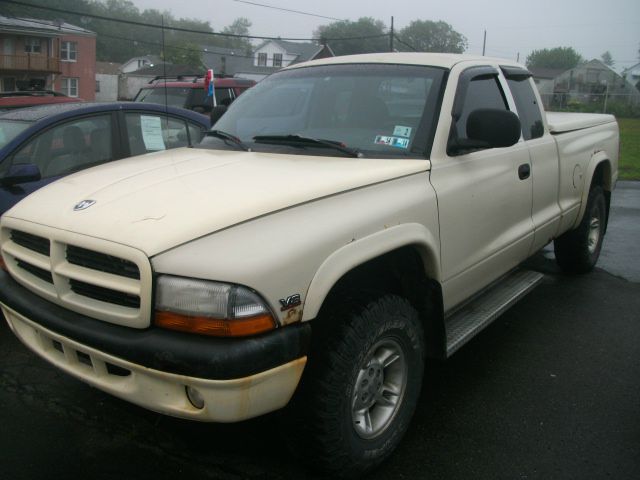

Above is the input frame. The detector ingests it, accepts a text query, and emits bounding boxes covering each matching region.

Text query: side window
[507,78,544,140]
[125,113,190,156]
[455,76,508,140]
[215,87,234,107]
[187,121,205,144]
[12,115,112,178]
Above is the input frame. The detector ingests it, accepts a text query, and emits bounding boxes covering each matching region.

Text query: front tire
[289,294,425,477]
[554,185,607,273]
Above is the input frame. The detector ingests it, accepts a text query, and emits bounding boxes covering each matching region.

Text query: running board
[445,270,544,357]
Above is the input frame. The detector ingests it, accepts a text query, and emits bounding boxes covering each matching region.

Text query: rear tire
[288,294,425,477]
[554,185,607,273]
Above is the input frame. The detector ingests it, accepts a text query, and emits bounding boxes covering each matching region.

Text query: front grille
[1,223,152,328]
[67,245,140,280]
[69,279,141,309]
[16,259,53,283]
[11,230,50,256]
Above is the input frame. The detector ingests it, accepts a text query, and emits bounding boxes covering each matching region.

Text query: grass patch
[618,118,640,180]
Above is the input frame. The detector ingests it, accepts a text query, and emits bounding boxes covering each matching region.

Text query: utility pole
[482,29,486,56]
[390,16,394,52]
[517,52,520,63]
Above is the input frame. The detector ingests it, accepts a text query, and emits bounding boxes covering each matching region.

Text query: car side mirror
[0,163,41,186]
[467,108,521,148]
[448,109,521,155]
[210,105,228,126]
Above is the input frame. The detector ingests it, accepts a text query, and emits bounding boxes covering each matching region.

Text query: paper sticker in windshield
[393,125,412,138]
[375,135,409,149]
[140,115,166,151]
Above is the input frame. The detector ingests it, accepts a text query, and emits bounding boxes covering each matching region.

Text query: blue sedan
[0,102,210,216]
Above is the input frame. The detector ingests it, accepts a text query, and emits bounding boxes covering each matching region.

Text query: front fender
[302,223,441,321]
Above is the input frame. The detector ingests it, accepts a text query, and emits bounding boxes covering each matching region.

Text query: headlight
[154,275,276,337]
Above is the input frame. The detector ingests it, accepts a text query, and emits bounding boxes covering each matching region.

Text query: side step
[445,270,544,357]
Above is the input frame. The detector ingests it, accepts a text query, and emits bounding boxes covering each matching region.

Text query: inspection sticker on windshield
[375,135,409,149]
[393,125,412,138]
[140,115,166,151]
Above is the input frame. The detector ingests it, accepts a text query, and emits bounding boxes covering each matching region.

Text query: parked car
[133,75,256,112]
[0,90,82,112]
[0,102,210,216]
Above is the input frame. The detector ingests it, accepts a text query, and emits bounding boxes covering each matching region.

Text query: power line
[1,0,384,42]
[231,0,344,21]
[393,35,418,52]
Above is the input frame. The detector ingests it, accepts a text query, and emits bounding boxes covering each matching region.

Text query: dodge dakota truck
[0,53,618,476]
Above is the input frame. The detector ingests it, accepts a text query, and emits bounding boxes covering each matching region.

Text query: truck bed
[546,111,616,134]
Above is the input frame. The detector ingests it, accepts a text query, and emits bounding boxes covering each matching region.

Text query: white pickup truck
[0,53,618,476]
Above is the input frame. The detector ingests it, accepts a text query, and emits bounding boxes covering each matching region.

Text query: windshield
[200,64,446,158]
[0,119,33,149]
[134,87,190,108]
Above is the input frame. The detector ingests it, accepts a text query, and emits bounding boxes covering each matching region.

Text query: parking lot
[1,182,639,480]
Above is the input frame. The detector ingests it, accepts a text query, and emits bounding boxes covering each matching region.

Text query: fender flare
[302,223,441,321]
[573,152,612,228]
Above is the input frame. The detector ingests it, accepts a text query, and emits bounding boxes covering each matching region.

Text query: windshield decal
[393,126,412,138]
[374,135,409,149]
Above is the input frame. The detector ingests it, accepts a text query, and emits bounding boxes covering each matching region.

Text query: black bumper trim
[0,270,310,380]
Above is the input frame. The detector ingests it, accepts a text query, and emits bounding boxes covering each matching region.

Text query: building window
[257,52,267,66]
[61,41,77,61]
[61,77,79,97]
[273,53,282,67]
[24,37,42,54]
[2,77,17,92]
[95,80,100,92]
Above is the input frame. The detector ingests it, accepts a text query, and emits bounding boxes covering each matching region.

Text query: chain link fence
[539,92,640,117]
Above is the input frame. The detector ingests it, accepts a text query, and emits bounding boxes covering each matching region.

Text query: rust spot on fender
[281,306,302,325]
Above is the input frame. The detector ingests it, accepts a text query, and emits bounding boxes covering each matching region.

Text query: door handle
[518,163,530,180]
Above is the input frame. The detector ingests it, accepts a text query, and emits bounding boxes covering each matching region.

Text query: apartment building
[0,15,96,100]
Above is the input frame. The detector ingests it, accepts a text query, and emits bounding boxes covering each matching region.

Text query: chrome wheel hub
[588,216,601,254]
[352,339,407,439]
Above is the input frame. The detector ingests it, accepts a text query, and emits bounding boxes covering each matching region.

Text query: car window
[455,76,508,141]
[507,77,544,140]
[134,87,190,108]
[187,121,205,144]
[125,113,191,156]
[0,119,33,149]
[214,87,234,106]
[11,114,113,178]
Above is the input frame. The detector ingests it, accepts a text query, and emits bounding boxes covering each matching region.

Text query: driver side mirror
[0,163,41,186]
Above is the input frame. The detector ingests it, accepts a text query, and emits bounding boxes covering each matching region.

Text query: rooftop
[0,14,95,36]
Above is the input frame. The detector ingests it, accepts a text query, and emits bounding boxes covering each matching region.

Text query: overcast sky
[130,0,640,71]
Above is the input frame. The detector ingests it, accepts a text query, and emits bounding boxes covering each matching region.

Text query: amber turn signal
[154,310,275,337]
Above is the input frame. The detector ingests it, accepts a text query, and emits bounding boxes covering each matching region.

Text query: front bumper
[0,270,310,422]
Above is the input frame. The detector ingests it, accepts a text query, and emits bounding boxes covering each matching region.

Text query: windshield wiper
[206,129,251,151]
[252,134,362,158]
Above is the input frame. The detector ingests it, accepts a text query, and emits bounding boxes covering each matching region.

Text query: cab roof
[286,52,526,71]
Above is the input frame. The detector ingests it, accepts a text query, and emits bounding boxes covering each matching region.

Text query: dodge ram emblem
[73,199,96,211]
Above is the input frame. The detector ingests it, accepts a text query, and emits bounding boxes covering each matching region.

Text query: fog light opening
[186,386,205,409]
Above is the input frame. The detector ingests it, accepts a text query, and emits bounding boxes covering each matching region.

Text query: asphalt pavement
[1,182,639,480]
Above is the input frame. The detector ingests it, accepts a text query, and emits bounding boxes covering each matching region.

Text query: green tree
[163,41,204,69]
[218,18,253,54]
[526,47,584,70]
[601,51,614,67]
[397,20,467,53]
[314,17,388,56]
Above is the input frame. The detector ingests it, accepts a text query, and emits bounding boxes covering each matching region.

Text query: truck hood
[5,148,429,256]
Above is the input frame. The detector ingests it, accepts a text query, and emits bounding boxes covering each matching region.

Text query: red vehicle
[133,75,256,113]
[0,91,82,112]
